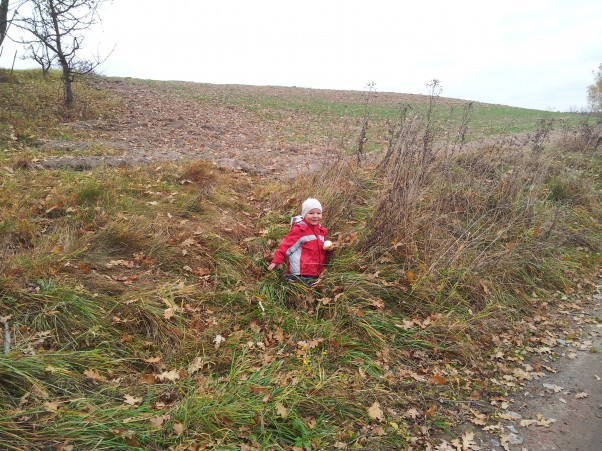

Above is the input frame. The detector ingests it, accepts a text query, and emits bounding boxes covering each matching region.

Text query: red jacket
[272,220,330,277]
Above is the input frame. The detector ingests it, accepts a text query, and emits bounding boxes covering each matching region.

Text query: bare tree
[0,0,8,50]
[24,40,56,75]
[16,0,107,106]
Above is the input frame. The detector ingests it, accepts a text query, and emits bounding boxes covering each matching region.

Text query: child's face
[304,208,322,225]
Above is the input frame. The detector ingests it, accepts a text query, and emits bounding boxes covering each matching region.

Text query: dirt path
[38,78,340,178]
[447,283,602,450]
[511,287,602,451]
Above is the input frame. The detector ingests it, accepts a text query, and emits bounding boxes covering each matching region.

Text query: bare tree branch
[15,0,108,106]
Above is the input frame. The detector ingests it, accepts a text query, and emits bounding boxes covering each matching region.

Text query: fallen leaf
[542,383,563,393]
[143,356,162,363]
[520,419,537,427]
[181,238,195,247]
[188,357,204,374]
[469,409,487,426]
[44,401,59,412]
[367,402,384,421]
[405,408,420,419]
[437,441,456,451]
[140,373,156,384]
[535,414,556,427]
[163,308,175,319]
[276,401,288,418]
[124,394,143,405]
[396,319,415,330]
[425,405,437,418]
[428,374,447,385]
[274,327,285,343]
[173,422,184,435]
[83,369,106,382]
[373,425,387,436]
[461,431,481,450]
[575,392,588,399]
[156,370,180,382]
[214,334,225,349]
[369,298,385,310]
[150,414,170,427]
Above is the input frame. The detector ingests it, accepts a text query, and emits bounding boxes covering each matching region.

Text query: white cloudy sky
[3,0,601,111]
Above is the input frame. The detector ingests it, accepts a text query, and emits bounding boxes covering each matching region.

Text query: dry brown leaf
[83,369,106,382]
[428,374,447,385]
[436,441,456,451]
[275,401,288,418]
[425,405,437,417]
[140,373,156,385]
[214,334,225,349]
[188,357,204,374]
[535,414,556,427]
[274,326,285,343]
[173,422,184,435]
[520,419,537,427]
[367,402,384,421]
[124,394,143,405]
[404,408,420,419]
[542,383,563,393]
[156,370,180,382]
[575,392,588,399]
[461,431,481,450]
[181,238,196,247]
[469,409,487,426]
[44,401,59,412]
[163,308,175,320]
[369,298,385,310]
[149,414,170,427]
[396,319,415,330]
[143,356,162,363]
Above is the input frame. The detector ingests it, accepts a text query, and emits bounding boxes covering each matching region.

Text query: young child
[267,198,334,285]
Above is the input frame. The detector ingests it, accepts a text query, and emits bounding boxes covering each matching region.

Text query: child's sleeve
[271,226,304,265]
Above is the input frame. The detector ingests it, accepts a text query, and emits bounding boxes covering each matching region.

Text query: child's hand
[267,262,278,271]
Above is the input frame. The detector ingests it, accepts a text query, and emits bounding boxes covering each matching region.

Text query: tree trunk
[0,0,9,49]
[48,0,73,106]
[61,62,73,106]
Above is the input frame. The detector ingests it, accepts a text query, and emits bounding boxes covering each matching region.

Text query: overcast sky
[3,0,601,111]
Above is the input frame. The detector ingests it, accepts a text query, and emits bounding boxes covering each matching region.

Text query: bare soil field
[37,78,357,176]
[35,77,477,177]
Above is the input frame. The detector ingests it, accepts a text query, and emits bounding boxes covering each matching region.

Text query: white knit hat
[301,198,322,218]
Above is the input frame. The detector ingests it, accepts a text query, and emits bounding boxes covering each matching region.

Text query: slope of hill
[1,70,601,450]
